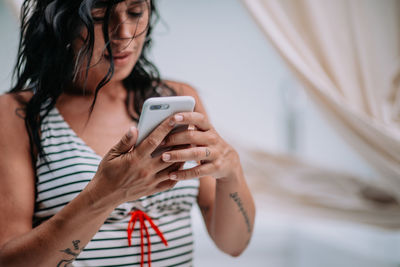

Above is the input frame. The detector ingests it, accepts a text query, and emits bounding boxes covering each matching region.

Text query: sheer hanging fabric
[241,0,400,198]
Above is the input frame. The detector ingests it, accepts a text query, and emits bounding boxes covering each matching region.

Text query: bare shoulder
[163,80,198,96]
[0,91,33,112]
[0,91,35,247]
[0,91,32,142]
[0,90,34,171]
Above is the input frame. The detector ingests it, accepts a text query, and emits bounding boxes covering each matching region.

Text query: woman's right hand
[89,115,184,207]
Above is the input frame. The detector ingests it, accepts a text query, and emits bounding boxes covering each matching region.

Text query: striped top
[34,106,200,266]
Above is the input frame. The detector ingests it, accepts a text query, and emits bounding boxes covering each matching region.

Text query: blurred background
[1,0,400,266]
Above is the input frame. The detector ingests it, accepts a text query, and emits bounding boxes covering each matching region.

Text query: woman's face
[73,0,150,90]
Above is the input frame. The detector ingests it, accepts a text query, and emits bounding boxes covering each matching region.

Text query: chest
[56,100,136,157]
[34,108,199,225]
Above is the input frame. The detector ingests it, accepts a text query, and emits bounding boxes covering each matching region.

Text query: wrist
[83,178,120,214]
[218,150,242,184]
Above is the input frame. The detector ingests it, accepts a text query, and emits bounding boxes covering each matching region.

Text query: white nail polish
[174,114,183,121]
[163,154,171,161]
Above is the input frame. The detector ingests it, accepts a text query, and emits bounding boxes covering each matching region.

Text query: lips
[104,51,132,65]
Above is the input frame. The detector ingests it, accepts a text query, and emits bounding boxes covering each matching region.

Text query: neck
[66,80,127,102]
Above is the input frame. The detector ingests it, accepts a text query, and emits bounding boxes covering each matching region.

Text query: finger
[106,126,138,160]
[147,155,180,174]
[152,179,178,194]
[154,162,184,182]
[161,146,213,163]
[134,114,180,158]
[164,130,214,147]
[172,112,211,131]
[168,163,214,181]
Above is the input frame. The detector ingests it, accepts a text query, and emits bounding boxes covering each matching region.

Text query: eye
[127,6,144,18]
[128,11,143,18]
[91,8,106,22]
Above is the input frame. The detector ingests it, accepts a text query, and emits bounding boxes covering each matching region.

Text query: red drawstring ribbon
[127,210,168,267]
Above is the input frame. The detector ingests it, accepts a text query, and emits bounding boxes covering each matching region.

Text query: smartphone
[135,96,196,146]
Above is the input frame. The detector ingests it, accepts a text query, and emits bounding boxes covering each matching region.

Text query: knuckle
[146,137,158,147]
[145,176,155,187]
[162,121,172,131]
[143,179,151,187]
[130,152,139,163]
[139,168,150,178]
[200,113,206,123]
[120,136,130,147]
[167,134,176,144]
[123,152,135,164]
[166,117,175,128]
[188,130,195,139]
[214,160,222,171]
[209,134,218,144]
[223,146,233,157]
[192,148,199,158]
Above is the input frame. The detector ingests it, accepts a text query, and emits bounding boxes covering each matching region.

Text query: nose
[110,16,133,41]
[108,8,136,49]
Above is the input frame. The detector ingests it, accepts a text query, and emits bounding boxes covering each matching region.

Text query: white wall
[151,0,287,153]
[151,0,379,179]
[0,0,19,92]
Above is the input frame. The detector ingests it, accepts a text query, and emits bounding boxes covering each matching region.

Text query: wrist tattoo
[229,192,252,233]
[57,240,82,267]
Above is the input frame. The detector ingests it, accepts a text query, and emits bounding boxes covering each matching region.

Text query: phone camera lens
[150,105,162,110]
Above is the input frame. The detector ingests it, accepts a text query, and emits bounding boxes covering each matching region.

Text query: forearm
[210,163,255,256]
[0,181,116,267]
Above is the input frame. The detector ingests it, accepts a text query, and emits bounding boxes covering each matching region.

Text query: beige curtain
[241,0,400,198]
[238,147,400,228]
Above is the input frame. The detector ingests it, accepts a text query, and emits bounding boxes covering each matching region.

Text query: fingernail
[174,114,183,122]
[162,153,171,161]
[170,174,178,180]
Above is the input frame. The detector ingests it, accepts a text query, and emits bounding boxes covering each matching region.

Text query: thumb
[107,126,138,159]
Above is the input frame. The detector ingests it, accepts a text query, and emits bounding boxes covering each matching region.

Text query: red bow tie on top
[127,210,168,267]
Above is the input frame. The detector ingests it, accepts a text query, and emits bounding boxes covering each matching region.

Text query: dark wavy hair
[9,0,175,165]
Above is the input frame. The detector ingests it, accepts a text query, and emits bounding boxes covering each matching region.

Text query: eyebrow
[94,0,146,8]
[126,0,147,7]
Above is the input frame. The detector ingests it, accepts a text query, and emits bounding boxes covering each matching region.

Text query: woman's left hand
[160,112,239,181]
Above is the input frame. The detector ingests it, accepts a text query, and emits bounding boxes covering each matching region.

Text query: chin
[109,64,135,81]
[113,70,132,81]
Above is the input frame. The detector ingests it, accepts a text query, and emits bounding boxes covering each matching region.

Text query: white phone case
[136,96,196,145]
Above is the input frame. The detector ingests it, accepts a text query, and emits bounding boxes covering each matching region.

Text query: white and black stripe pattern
[34,107,199,266]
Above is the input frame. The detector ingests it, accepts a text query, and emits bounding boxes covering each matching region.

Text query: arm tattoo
[15,108,25,119]
[57,240,82,267]
[229,192,252,233]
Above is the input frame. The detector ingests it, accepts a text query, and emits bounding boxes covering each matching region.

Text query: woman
[0,0,255,266]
